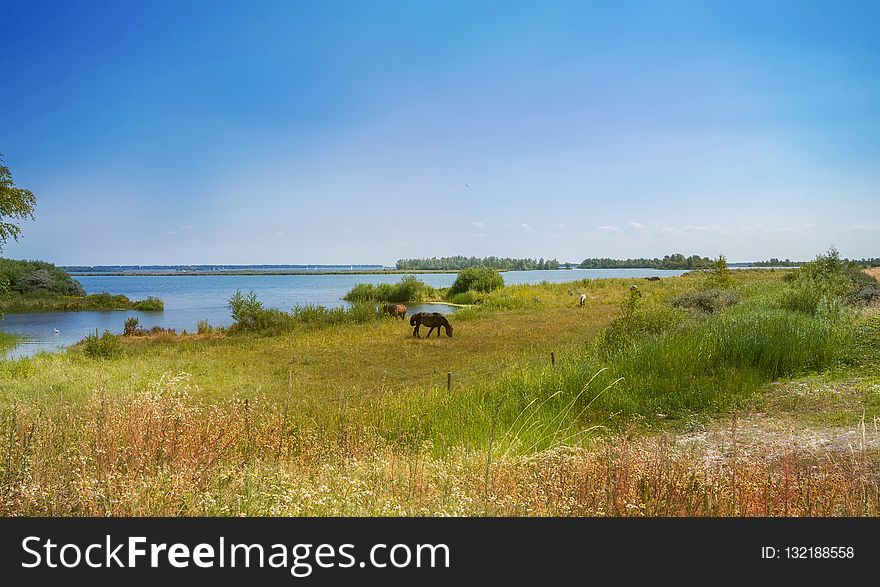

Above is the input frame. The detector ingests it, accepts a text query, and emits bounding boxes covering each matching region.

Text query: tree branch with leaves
[0,154,36,252]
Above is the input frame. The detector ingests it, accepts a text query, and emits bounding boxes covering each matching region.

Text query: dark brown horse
[410,312,453,338]
[383,303,407,319]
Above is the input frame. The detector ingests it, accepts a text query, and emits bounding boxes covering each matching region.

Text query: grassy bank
[0,258,164,314]
[0,256,878,516]
[0,292,164,313]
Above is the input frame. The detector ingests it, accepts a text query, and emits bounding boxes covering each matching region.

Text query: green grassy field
[1,266,878,516]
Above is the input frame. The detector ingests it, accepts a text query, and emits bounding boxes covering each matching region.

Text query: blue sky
[1,0,878,264]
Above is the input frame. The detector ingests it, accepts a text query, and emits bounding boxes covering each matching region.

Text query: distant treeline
[396,256,567,271]
[578,254,714,270]
[745,258,878,268]
[750,258,802,267]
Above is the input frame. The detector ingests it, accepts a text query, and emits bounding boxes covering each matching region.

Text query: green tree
[0,155,36,251]
[704,254,733,289]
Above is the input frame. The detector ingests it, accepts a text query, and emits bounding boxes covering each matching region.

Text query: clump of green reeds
[343,275,435,304]
[228,290,382,335]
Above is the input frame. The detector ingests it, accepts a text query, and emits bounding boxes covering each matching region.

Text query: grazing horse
[410,312,453,338]
[579,293,587,306]
[383,303,407,319]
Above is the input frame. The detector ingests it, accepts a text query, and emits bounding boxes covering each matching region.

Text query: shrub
[228,290,295,334]
[848,271,880,307]
[448,267,504,295]
[702,255,733,289]
[132,297,164,311]
[197,320,211,334]
[82,330,123,359]
[781,247,867,314]
[671,289,741,313]
[603,303,683,351]
[123,317,143,336]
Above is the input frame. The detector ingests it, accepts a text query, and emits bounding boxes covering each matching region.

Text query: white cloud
[596,225,621,233]
[470,220,486,228]
[684,224,728,235]
[472,232,487,238]
[521,223,536,233]
[651,222,683,236]
[625,221,645,230]
[164,230,175,235]
[180,225,194,230]
[555,223,565,229]
[276,231,285,237]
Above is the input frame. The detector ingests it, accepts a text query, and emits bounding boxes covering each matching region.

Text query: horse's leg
[413,324,419,338]
[426,326,435,337]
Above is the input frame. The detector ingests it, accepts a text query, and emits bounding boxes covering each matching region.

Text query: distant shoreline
[67,266,798,277]
[67,269,466,277]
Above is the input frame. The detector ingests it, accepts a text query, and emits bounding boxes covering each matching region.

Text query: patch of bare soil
[675,378,880,466]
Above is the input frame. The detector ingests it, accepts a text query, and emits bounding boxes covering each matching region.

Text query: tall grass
[343,275,435,303]
[381,306,852,454]
[228,290,383,334]
[1,378,877,516]
[0,331,21,354]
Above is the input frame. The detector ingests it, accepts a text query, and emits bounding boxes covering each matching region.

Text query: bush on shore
[82,330,124,359]
[782,247,879,314]
[448,267,504,295]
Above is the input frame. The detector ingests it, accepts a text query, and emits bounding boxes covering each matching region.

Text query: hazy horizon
[2,1,878,265]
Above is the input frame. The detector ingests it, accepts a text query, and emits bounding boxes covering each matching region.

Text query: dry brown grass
[866,267,880,282]
[2,374,878,516]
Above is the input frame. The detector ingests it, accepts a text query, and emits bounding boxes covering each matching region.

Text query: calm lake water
[0,268,687,358]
